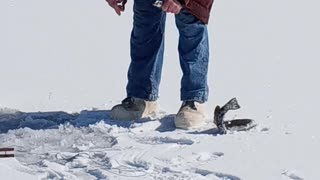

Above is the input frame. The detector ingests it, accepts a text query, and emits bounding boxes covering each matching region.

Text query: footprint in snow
[192,152,224,162]
[125,159,150,171]
[137,136,194,145]
[87,169,108,180]
[194,168,242,180]
[282,170,304,180]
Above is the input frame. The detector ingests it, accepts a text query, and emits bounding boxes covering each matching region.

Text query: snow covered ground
[1,0,320,179]
[0,108,317,180]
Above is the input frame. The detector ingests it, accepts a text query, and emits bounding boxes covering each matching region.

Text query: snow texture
[0,109,318,179]
[2,0,320,179]
[0,110,256,179]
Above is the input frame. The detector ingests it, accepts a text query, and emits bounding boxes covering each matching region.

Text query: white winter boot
[111,97,160,120]
[175,101,207,129]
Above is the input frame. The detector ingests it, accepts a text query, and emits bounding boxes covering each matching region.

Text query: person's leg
[127,0,167,101]
[111,0,166,120]
[174,9,209,129]
[175,9,209,103]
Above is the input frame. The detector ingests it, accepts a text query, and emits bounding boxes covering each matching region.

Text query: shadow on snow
[0,110,179,134]
[0,110,226,135]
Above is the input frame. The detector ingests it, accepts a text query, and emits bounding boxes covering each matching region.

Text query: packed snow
[0,107,318,179]
[1,0,320,179]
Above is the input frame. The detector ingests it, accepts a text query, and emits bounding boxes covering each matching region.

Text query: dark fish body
[214,98,256,134]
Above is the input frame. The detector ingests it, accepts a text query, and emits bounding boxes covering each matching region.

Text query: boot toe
[111,105,142,120]
[175,110,206,129]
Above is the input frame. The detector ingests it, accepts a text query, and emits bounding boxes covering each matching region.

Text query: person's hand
[106,0,124,16]
[162,0,182,14]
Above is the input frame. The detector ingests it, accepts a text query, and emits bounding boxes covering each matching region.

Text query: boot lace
[122,97,135,108]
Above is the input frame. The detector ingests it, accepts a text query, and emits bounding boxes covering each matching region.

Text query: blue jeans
[127,0,209,103]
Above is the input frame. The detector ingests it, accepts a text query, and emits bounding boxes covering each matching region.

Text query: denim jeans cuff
[127,92,159,101]
[181,91,208,103]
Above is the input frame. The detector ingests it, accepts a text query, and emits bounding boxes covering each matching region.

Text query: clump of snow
[1,123,117,165]
[0,107,19,115]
